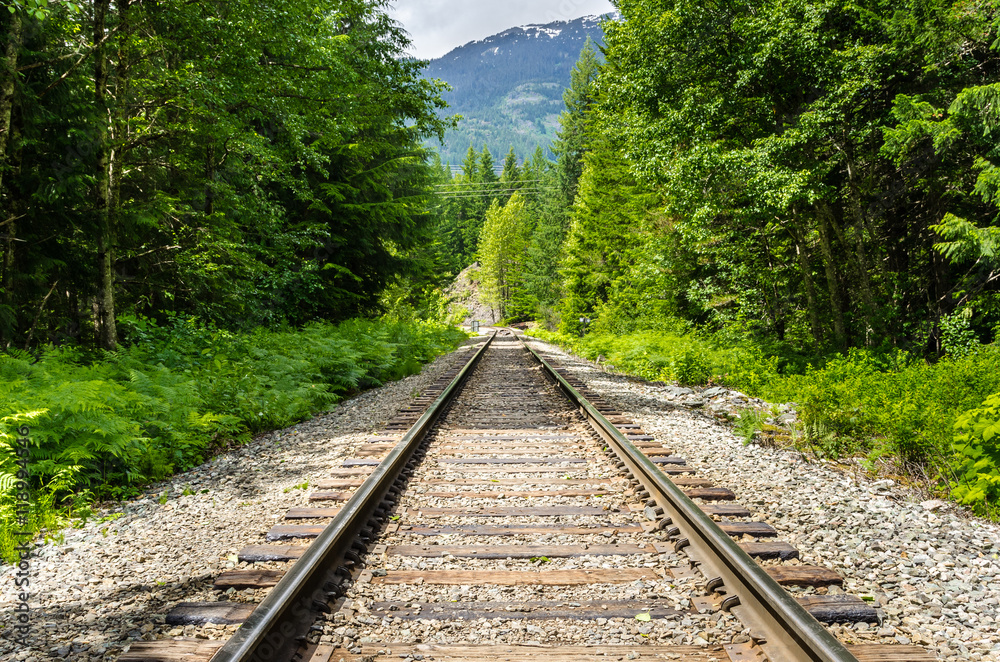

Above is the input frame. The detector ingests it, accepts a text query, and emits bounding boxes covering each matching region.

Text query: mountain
[424,15,607,167]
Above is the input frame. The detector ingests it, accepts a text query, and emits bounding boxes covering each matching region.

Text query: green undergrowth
[527,325,1000,519]
[526,326,781,392]
[0,317,466,561]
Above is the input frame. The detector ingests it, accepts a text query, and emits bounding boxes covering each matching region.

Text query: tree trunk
[839,184,877,343]
[816,204,847,348]
[0,9,21,194]
[789,225,823,344]
[1,11,22,347]
[94,0,117,350]
[761,234,785,339]
[67,288,81,339]
[205,144,215,216]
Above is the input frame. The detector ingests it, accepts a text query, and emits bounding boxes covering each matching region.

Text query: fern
[950,393,1000,512]
[931,214,1000,265]
[0,317,464,561]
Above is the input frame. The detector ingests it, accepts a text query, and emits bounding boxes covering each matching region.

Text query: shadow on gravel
[0,574,221,660]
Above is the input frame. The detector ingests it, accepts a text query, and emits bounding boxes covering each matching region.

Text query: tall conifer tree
[552,38,600,207]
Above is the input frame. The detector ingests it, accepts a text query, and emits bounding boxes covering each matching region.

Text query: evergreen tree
[428,154,465,275]
[450,145,483,264]
[479,145,499,183]
[499,146,522,204]
[552,39,601,207]
[523,150,571,327]
[453,145,500,262]
[558,135,652,336]
[500,147,521,181]
[461,145,480,180]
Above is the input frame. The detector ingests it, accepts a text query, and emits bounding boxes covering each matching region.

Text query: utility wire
[434,188,555,199]
[431,179,548,187]
[436,186,555,194]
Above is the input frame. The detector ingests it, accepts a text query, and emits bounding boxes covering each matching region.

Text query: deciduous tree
[478,192,532,320]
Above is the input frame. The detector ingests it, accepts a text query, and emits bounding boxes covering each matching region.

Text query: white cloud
[388,0,614,60]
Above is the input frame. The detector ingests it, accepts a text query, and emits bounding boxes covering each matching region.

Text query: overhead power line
[431,179,547,188]
[433,187,556,199]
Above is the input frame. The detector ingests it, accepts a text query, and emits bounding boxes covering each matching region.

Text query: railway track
[119,331,935,662]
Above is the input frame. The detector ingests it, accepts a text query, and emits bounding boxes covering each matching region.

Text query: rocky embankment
[636,382,797,441]
[443,263,496,325]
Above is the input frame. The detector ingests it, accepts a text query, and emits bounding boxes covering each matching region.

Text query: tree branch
[38,24,123,98]
[120,245,180,261]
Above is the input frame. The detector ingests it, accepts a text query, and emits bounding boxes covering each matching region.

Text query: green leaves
[477,192,534,321]
[1,0,451,345]
[930,215,1000,265]
[4,0,81,19]
[951,393,1000,511]
[588,0,1000,348]
[553,39,601,207]
[557,134,655,336]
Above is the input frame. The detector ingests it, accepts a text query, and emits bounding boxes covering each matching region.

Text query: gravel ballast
[526,337,1000,662]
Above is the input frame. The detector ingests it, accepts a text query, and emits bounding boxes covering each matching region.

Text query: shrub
[940,308,979,358]
[716,343,781,395]
[529,326,736,386]
[949,393,1000,514]
[761,346,1000,467]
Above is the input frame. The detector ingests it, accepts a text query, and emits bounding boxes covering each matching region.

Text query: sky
[387,0,616,60]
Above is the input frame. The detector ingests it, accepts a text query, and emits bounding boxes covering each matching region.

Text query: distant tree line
[432,40,601,326]
[434,95,562,166]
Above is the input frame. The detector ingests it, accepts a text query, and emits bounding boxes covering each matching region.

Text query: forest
[0,0,460,343]
[442,0,1000,517]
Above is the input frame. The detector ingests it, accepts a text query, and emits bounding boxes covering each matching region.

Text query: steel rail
[211,331,497,662]
[520,336,860,662]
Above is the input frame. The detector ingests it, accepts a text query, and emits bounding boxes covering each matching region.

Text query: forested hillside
[442,2,1000,516]
[424,15,605,164]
